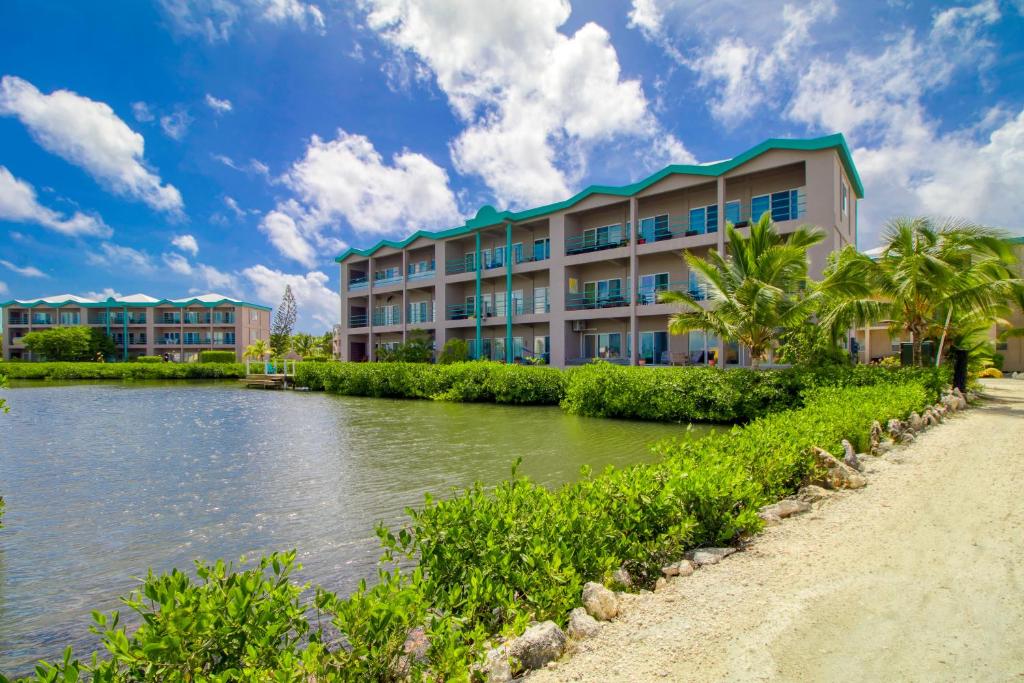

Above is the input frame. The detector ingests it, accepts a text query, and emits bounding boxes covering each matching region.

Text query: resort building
[336,134,862,367]
[1,293,271,361]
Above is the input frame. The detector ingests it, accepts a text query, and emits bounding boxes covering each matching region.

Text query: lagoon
[0,381,705,674]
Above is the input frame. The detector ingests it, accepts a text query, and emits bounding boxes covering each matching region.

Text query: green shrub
[134,355,163,364]
[437,338,471,364]
[0,361,246,380]
[198,350,237,363]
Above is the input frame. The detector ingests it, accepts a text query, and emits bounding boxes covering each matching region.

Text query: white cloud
[163,251,193,275]
[159,0,324,42]
[205,93,233,113]
[364,0,692,207]
[132,101,155,122]
[224,196,246,217]
[82,288,122,300]
[160,108,193,140]
[0,76,183,214]
[242,264,337,329]
[0,280,8,296]
[86,242,155,272]
[259,208,318,267]
[213,153,270,177]
[282,130,461,234]
[171,233,199,255]
[0,259,47,278]
[0,166,111,237]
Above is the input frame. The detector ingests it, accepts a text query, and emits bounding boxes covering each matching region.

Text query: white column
[629,197,639,366]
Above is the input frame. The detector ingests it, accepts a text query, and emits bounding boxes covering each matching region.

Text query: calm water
[0,381,704,674]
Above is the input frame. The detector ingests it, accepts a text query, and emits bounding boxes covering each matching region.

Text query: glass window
[751,194,771,222]
[533,335,550,362]
[640,331,669,364]
[725,200,741,225]
[688,207,706,234]
[494,291,506,316]
[533,238,551,261]
[841,182,848,217]
[533,286,549,313]
[638,214,670,242]
[60,311,80,325]
[752,190,800,222]
[511,289,524,315]
[512,243,523,264]
[639,273,669,304]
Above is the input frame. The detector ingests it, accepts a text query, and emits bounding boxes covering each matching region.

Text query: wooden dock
[240,374,289,389]
[241,359,297,389]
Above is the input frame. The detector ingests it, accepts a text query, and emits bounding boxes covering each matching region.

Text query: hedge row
[25,381,935,681]
[0,361,246,380]
[296,360,947,423]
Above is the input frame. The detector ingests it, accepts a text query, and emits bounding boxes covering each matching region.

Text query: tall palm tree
[820,217,1020,366]
[243,338,270,361]
[660,213,824,368]
[290,333,315,359]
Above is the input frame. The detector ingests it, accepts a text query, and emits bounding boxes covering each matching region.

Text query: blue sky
[1,0,1022,331]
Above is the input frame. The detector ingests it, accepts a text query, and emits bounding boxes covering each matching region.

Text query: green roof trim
[336,133,864,263]
[0,296,272,311]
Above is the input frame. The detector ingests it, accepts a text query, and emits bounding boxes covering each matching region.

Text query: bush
[23,381,935,680]
[134,355,163,363]
[0,361,246,380]
[21,326,115,361]
[198,350,237,363]
[437,338,470,364]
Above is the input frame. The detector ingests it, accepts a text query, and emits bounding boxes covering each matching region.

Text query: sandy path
[531,379,1024,683]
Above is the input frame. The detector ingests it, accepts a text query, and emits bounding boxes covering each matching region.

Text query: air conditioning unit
[571,320,586,332]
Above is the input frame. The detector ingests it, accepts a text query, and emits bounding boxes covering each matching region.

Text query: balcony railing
[407,308,435,324]
[349,278,369,291]
[349,313,368,328]
[407,268,436,281]
[373,273,403,286]
[372,311,401,326]
[446,255,476,275]
[565,228,629,255]
[565,286,632,310]
[636,281,710,304]
[8,316,29,325]
[446,303,476,320]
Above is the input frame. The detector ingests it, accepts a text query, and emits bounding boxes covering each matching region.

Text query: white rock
[611,567,633,590]
[655,577,668,592]
[760,499,811,519]
[811,447,867,489]
[796,484,830,503]
[676,559,695,577]
[567,607,601,640]
[685,547,737,566]
[482,646,512,682]
[507,621,567,671]
[581,582,618,621]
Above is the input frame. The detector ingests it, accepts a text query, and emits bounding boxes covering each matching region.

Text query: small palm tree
[290,333,315,359]
[243,339,270,361]
[820,217,1020,366]
[660,213,824,368]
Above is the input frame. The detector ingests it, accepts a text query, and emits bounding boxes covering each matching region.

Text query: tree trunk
[911,329,923,367]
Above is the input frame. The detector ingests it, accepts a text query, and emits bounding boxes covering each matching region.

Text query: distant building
[1,293,271,361]
[335,134,862,367]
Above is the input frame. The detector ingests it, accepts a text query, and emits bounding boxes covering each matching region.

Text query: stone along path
[531,379,1024,682]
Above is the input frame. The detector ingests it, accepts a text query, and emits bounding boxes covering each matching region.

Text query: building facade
[1,293,271,361]
[336,134,863,368]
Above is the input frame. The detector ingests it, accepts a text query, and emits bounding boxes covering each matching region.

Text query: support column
[715,176,726,365]
[367,257,376,362]
[474,231,482,359]
[505,222,513,362]
[122,306,129,361]
[863,325,871,364]
[548,215,567,367]
[401,250,408,342]
[629,197,639,366]
[433,242,447,359]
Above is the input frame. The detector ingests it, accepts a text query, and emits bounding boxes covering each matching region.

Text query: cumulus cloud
[242,264,338,329]
[258,208,319,268]
[0,259,47,278]
[159,0,324,42]
[82,288,122,300]
[86,242,155,272]
[0,76,183,214]
[160,108,193,140]
[363,0,693,208]
[163,251,193,275]
[0,280,9,295]
[132,101,155,122]
[205,93,233,113]
[163,251,240,292]
[0,166,111,237]
[171,233,199,255]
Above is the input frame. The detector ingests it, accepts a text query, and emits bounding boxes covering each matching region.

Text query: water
[0,381,705,674]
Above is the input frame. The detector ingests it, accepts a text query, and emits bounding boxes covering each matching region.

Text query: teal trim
[122,305,128,361]
[335,133,864,263]
[0,296,272,311]
[505,221,513,363]
[475,232,482,359]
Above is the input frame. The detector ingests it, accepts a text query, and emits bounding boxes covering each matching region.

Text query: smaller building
[1,293,271,362]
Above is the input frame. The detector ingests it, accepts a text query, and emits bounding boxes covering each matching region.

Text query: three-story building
[336,134,862,367]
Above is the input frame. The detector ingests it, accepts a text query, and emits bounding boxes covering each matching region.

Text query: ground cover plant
[14,377,936,681]
[0,362,246,380]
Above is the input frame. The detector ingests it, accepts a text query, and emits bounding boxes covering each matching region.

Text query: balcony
[30,316,54,325]
[565,227,628,255]
[349,313,368,328]
[446,255,476,275]
[406,306,435,324]
[349,277,369,291]
[446,303,476,321]
[373,273,403,287]
[565,285,632,311]
[372,310,401,326]
[8,315,29,325]
[407,268,436,282]
[636,281,709,304]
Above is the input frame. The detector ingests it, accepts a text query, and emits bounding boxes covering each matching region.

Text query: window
[583,279,624,307]
[751,189,800,222]
[687,330,720,365]
[841,182,848,217]
[688,205,718,234]
[725,200,741,225]
[583,224,623,249]
[533,238,551,261]
[163,332,181,345]
[638,214,669,242]
[60,311,80,325]
[494,291,506,316]
[512,243,523,264]
[251,311,259,322]
[408,301,433,323]
[639,331,669,364]
[533,335,550,362]
[583,333,622,359]
[31,312,53,325]
[511,289,524,315]
[639,273,669,304]
[464,252,476,272]
[373,304,400,326]
[374,266,402,283]
[532,286,550,313]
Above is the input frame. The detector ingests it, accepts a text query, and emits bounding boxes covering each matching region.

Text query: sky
[1,0,1022,332]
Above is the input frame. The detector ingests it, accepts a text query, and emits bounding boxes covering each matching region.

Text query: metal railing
[407,269,436,281]
[373,273,403,286]
[446,303,476,320]
[406,307,435,324]
[372,310,401,326]
[349,278,369,291]
[565,286,632,310]
[445,255,476,275]
[349,313,368,328]
[636,281,709,304]
[565,227,629,255]
[8,316,29,325]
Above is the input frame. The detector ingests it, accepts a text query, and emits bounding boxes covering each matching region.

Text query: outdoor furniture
[669,352,688,366]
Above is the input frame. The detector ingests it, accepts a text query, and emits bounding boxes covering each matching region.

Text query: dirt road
[531,379,1024,682]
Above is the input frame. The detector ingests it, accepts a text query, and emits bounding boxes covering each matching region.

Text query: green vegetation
[296,360,946,423]
[661,214,824,368]
[0,362,245,380]
[0,373,6,529]
[198,350,236,363]
[21,326,116,362]
[18,379,933,681]
[437,338,471,364]
[377,329,434,363]
[134,355,163,363]
[270,285,297,357]
[243,339,270,361]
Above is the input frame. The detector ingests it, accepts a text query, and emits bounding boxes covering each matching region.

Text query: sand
[530,378,1024,682]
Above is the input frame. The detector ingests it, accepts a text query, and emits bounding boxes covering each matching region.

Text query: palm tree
[290,333,315,359]
[243,339,270,361]
[660,213,824,368]
[820,217,1020,366]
